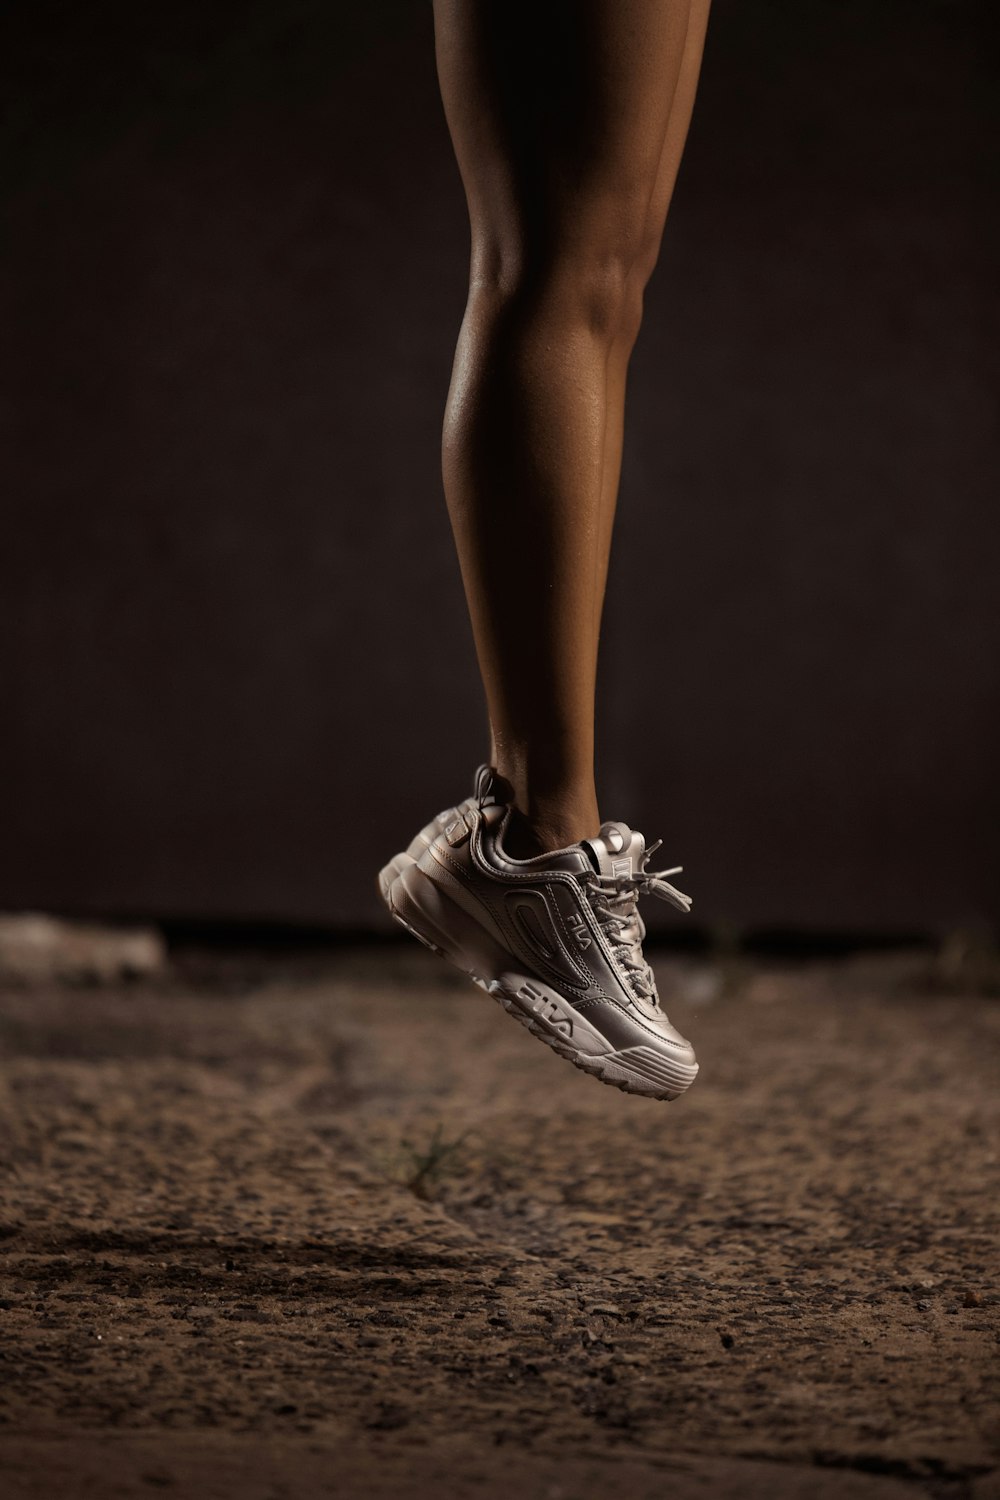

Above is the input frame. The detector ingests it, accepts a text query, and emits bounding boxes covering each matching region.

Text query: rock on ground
[0,914,165,985]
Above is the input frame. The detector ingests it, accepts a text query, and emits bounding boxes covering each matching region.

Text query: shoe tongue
[583,823,649,991]
[582,821,645,879]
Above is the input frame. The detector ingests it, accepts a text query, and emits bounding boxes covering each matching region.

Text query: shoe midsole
[386,859,696,1077]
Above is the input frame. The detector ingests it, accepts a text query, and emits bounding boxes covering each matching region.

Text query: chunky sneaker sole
[378,798,698,1102]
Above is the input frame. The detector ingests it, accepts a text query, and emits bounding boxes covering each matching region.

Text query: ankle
[500,801,600,859]
[490,742,600,852]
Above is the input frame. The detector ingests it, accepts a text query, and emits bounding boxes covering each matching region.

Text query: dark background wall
[1,1,997,934]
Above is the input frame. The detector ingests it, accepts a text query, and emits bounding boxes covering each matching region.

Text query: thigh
[432,0,698,264]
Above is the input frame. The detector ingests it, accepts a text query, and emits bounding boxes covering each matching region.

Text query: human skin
[433,0,713,854]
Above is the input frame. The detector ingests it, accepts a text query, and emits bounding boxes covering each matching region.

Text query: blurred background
[1,0,997,940]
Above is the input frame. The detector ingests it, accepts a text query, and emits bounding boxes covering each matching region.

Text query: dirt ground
[0,942,997,1500]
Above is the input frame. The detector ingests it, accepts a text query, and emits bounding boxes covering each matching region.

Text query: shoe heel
[387,861,510,984]
[377,852,412,905]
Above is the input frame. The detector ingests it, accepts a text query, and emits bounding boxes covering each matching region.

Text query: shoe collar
[482,803,593,875]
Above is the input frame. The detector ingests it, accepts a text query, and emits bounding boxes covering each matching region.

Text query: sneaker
[376,763,510,906]
[379,798,698,1101]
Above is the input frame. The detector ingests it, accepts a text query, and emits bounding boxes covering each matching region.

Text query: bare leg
[433,0,712,854]
[592,0,713,651]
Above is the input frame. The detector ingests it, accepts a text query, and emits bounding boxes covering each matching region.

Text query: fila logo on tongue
[602,825,631,879]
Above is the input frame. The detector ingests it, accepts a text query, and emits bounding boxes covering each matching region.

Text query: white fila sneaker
[378,798,698,1102]
[376,764,511,906]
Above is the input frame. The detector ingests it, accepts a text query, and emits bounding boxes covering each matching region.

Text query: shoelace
[582,839,691,1003]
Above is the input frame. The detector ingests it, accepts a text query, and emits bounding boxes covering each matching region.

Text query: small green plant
[399,1123,469,1201]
